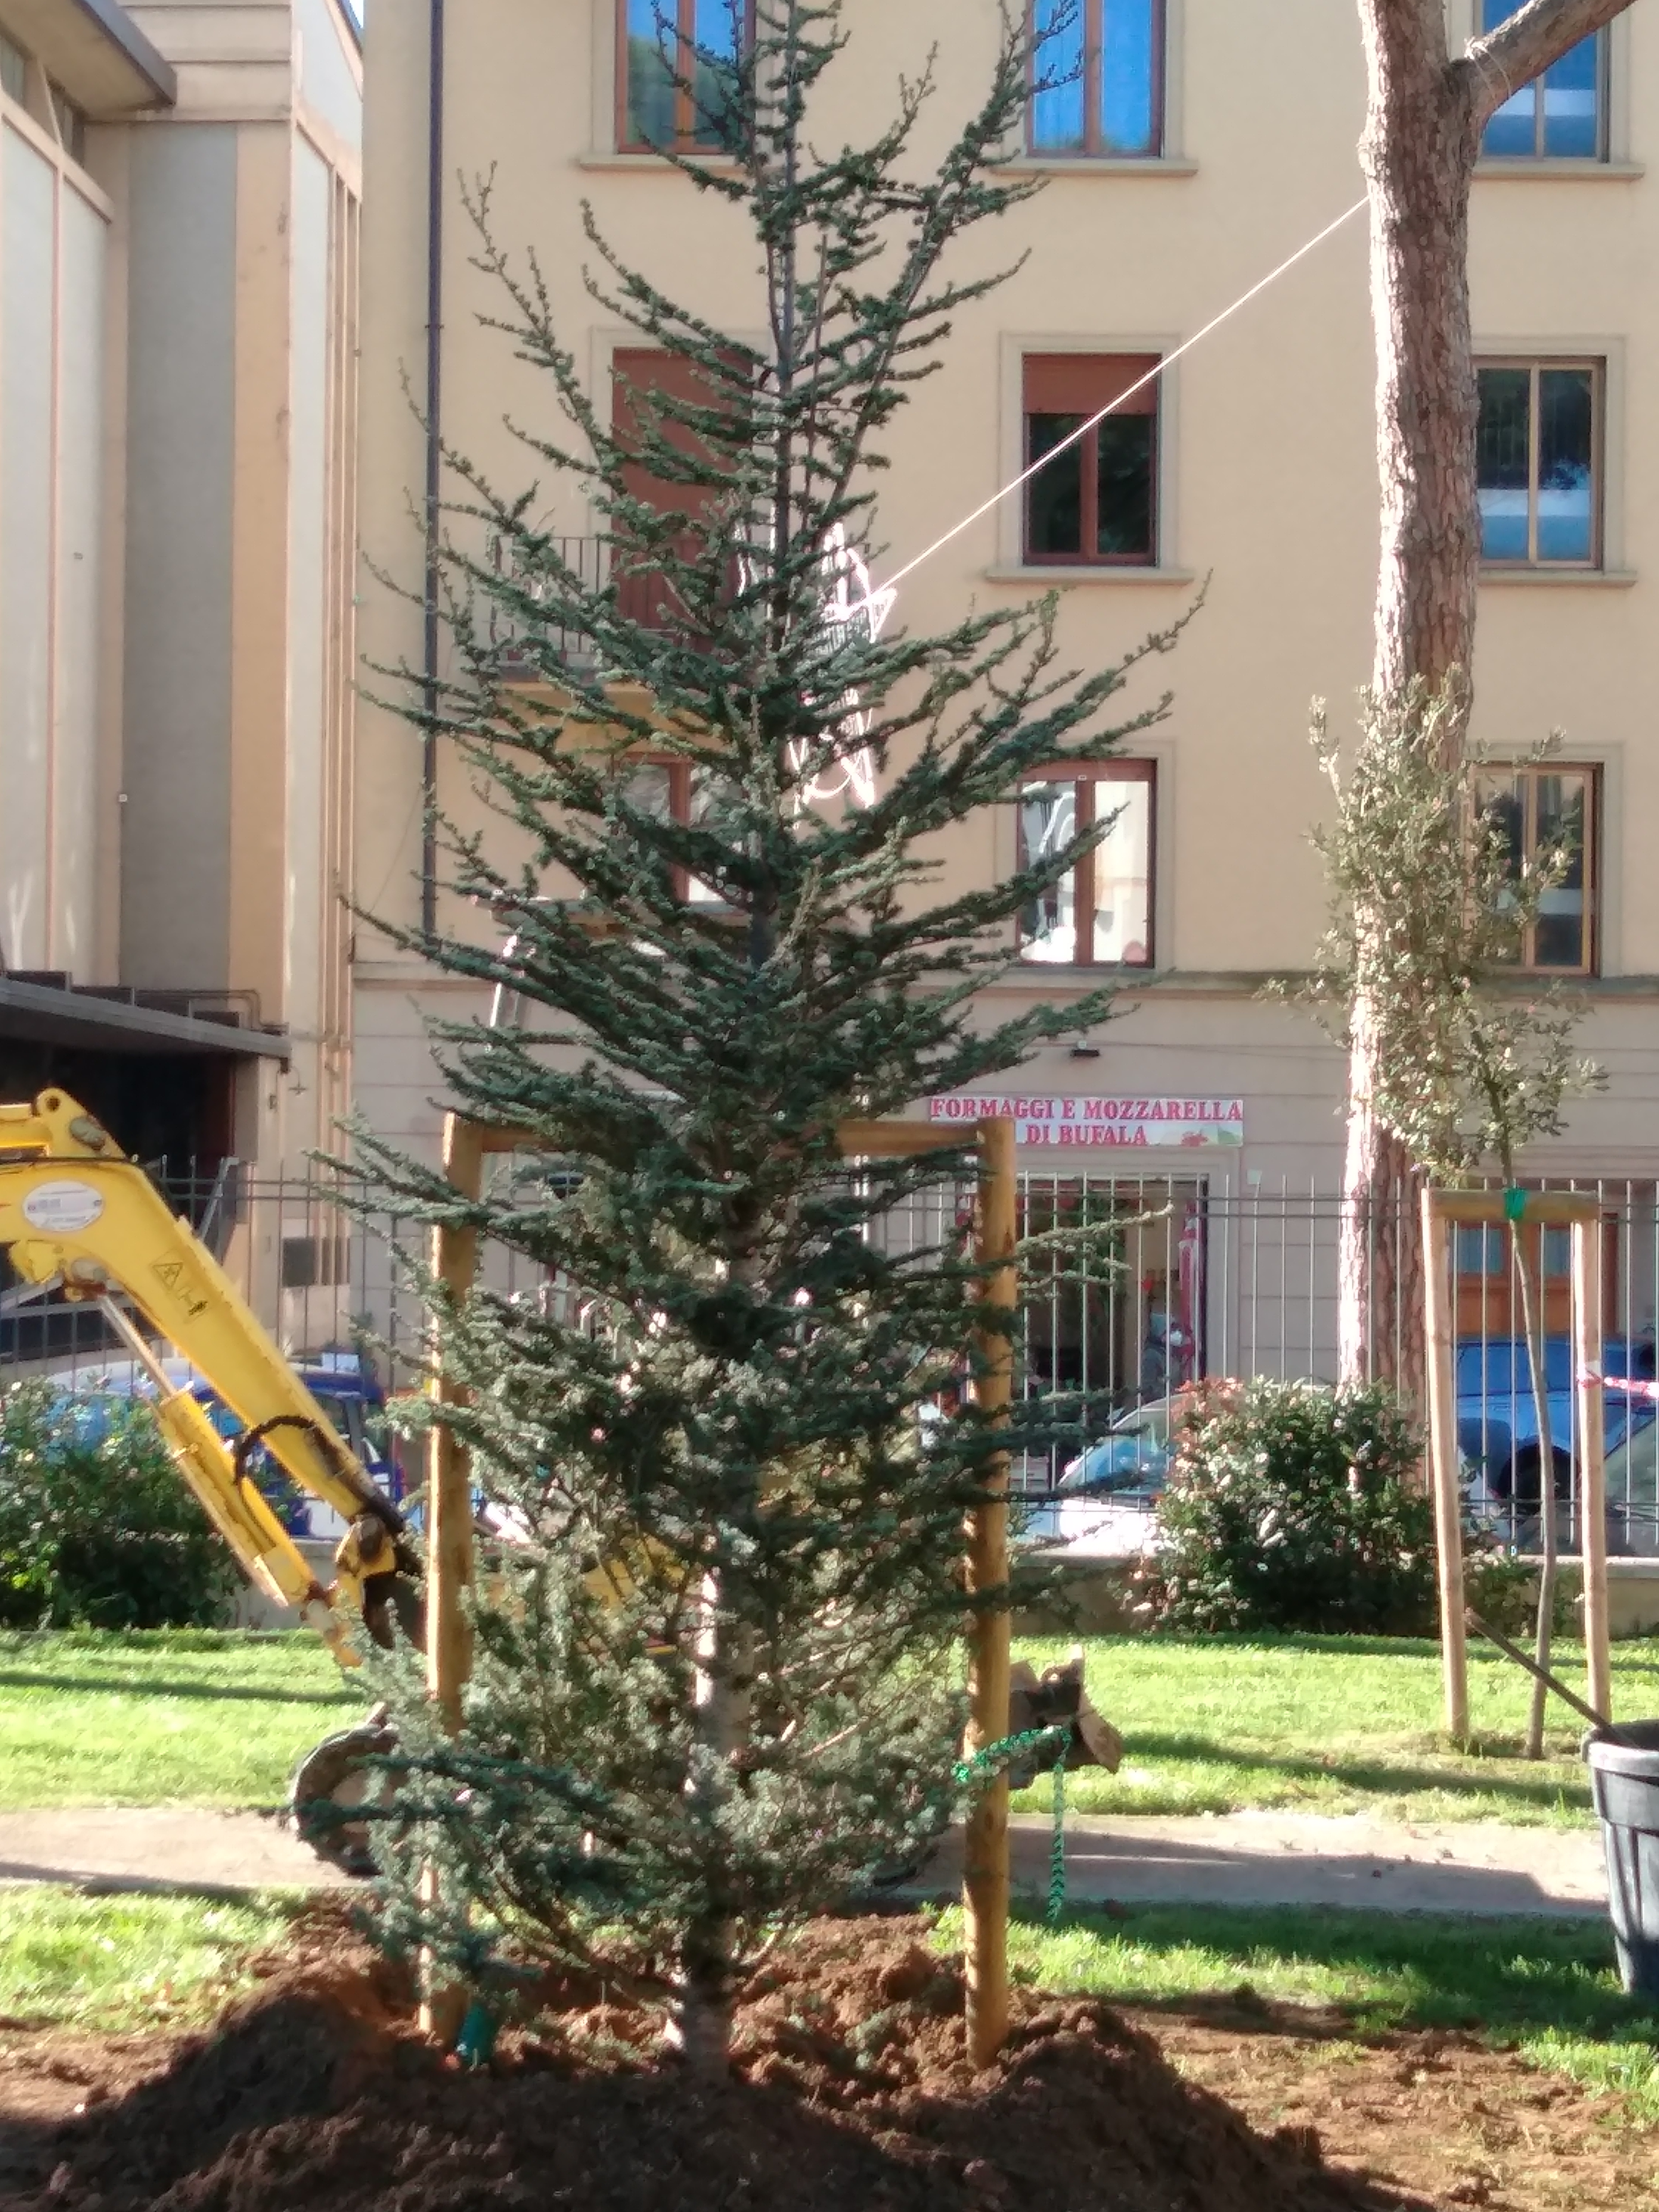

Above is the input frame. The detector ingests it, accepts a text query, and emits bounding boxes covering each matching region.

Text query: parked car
[1457,1335,1656,1538]
[1056,1397,1178,1499]
[39,1348,399,1540]
[1019,1397,1178,1558]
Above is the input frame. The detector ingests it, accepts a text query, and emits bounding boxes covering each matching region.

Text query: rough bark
[1341,0,1641,1389]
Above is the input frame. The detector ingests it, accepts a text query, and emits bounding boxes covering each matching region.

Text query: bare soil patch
[0,1905,1645,2211]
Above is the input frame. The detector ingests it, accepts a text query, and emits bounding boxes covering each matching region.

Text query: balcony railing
[487,532,732,673]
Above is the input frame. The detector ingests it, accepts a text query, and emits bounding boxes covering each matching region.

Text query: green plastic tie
[455,1999,499,2068]
[1047,1745,1068,1927]
[952,1723,1068,1791]
[1503,1187,1527,1225]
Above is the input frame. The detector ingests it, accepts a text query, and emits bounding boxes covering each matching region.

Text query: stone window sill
[998,156,1198,178]
[985,565,1197,587]
[577,150,738,171]
[1480,567,1636,587]
[1476,159,1643,181]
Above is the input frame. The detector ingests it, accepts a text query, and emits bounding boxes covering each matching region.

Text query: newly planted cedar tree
[1341,0,1643,1386]
[354,2,1184,2074]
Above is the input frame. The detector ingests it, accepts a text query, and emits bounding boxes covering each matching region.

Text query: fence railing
[4,1163,1656,1559]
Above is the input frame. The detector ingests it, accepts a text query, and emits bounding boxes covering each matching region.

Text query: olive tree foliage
[1303,678,1601,1751]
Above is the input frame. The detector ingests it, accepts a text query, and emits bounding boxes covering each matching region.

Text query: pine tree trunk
[1341,1,1482,1391]
[674,1571,746,2077]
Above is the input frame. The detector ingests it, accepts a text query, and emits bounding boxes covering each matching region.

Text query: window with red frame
[1018,760,1155,967]
[1022,353,1159,566]
[620,0,749,153]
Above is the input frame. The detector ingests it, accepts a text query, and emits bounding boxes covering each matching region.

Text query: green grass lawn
[1009,1631,1659,1827]
[0,1629,360,1809]
[4,1624,1658,1827]
[932,1899,1659,2124]
[0,1886,299,2030]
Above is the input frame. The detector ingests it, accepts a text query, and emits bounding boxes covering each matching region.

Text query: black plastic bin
[1585,1720,1659,1999]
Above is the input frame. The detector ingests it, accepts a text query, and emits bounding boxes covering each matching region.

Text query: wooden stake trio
[421,1111,1020,2064]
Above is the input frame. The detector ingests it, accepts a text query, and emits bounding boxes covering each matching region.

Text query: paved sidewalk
[0,1808,349,1895]
[0,1804,1607,1917]
[921,1809,1607,1918]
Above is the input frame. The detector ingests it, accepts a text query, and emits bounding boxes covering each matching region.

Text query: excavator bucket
[1006,1648,1122,1788]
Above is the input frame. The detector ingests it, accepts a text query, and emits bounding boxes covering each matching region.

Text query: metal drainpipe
[420,0,446,947]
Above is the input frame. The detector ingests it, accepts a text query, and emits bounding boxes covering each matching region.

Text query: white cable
[878,194,1370,596]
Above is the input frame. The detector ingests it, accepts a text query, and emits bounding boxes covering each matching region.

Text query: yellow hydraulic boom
[0,1089,421,1659]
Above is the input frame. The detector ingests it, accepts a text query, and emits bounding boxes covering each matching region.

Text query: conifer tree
[355,0,1184,2075]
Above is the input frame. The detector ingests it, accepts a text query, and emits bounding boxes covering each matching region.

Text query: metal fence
[5,1161,1657,1559]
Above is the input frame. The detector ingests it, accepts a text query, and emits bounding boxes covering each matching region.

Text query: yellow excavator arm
[0,1090,420,1661]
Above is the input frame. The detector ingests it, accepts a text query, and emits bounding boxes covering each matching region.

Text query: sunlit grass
[1008,1630,1659,1826]
[0,1886,300,2030]
[0,1630,360,1808]
[933,1897,1659,2122]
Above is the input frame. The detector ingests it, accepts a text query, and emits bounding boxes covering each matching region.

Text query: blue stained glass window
[1032,0,1086,152]
[1101,0,1157,156]
[1479,0,1603,159]
[1029,0,1161,158]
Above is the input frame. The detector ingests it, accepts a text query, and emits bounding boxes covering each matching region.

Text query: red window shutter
[612,349,727,516]
[1022,353,1160,417]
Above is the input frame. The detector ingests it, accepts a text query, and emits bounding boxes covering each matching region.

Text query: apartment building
[355,2,1659,1385]
[0,0,361,1181]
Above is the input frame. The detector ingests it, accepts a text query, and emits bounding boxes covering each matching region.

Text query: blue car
[1456,1335,1655,1518]
[41,1349,399,1540]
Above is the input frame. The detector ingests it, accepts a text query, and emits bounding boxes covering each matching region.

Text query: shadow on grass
[1018,1898,1659,2050]
[1107,1729,1591,1814]
[0,1668,358,1708]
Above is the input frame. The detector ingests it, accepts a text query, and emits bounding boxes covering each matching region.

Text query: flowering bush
[0,1380,235,1628]
[1133,1378,1438,1635]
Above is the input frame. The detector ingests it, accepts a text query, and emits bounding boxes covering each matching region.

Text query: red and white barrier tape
[1578,1368,1659,1402]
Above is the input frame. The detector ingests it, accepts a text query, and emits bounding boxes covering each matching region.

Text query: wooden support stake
[420,1111,484,2042]
[1573,1214,1612,1725]
[1422,1192,1468,1743]
[964,1114,1016,2071]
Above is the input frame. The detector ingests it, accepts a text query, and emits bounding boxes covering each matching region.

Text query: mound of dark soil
[13,1912,1419,2212]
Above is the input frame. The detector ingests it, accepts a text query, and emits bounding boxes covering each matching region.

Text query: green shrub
[1133,1378,1439,1636]
[0,1381,236,1629]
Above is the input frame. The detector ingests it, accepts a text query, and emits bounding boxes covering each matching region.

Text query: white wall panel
[52,185,107,975]
[0,124,55,972]
[285,136,330,1037]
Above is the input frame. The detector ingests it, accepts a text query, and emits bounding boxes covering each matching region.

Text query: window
[1479,0,1606,160]
[1018,760,1154,967]
[620,0,747,153]
[621,758,733,908]
[1022,354,1158,566]
[1029,0,1163,158]
[49,84,85,165]
[1476,763,1599,974]
[0,32,25,107]
[1476,361,1599,567]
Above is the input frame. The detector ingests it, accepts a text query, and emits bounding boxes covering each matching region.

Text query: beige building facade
[355,3,1659,1377]
[0,0,361,1180]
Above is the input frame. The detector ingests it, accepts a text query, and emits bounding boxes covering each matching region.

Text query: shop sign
[926,1094,1244,1149]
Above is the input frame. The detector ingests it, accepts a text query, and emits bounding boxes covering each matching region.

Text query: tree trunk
[1341,1,1482,1390]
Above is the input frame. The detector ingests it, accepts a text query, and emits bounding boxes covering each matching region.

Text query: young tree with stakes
[354,2,1183,2076]
[1342,0,1645,1388]
[1306,681,1599,1756]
